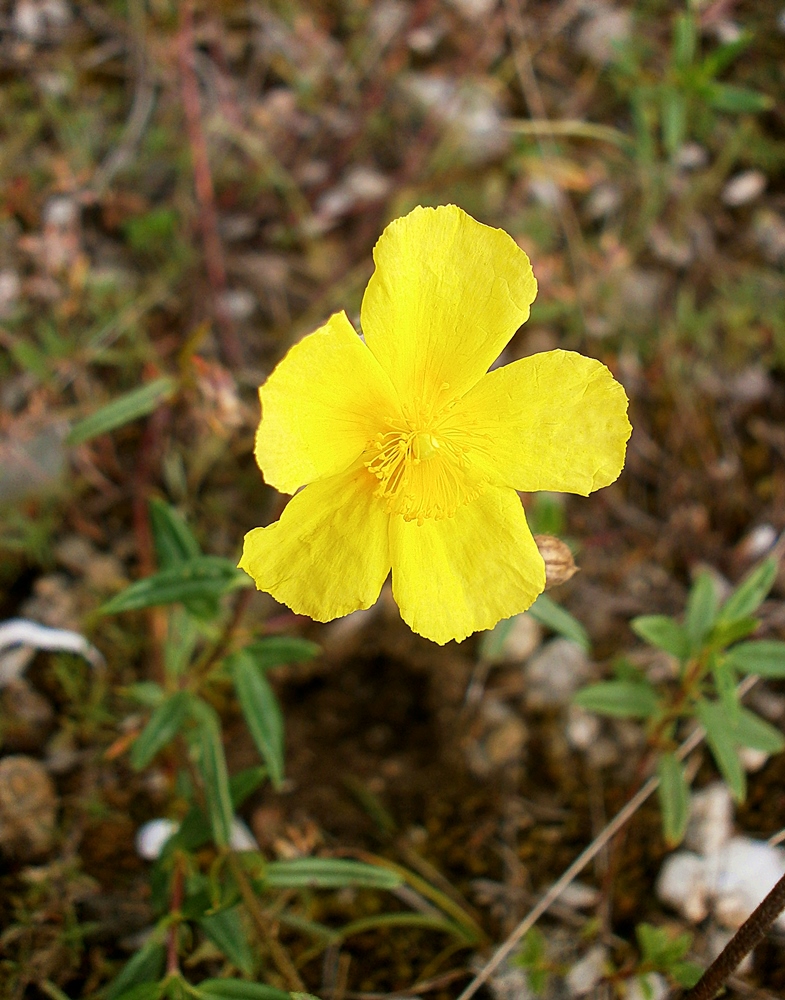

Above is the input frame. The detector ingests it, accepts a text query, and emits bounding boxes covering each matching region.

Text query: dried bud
[535,535,578,590]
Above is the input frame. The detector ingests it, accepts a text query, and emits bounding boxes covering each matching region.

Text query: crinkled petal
[450,349,631,495]
[239,466,391,621]
[360,205,537,409]
[255,311,401,494]
[389,487,545,645]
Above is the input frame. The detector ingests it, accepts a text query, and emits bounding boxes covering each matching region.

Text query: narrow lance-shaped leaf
[732,708,785,755]
[189,699,234,848]
[105,937,166,1000]
[199,905,254,975]
[717,558,777,625]
[130,690,192,770]
[574,681,659,719]
[631,615,690,660]
[263,857,403,890]
[725,641,785,679]
[196,981,290,1000]
[230,650,285,789]
[68,376,176,446]
[528,593,590,652]
[100,556,251,616]
[696,700,746,802]
[685,571,718,651]
[149,497,201,567]
[240,636,321,671]
[657,753,690,847]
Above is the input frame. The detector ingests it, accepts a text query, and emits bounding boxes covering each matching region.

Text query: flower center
[364,418,484,523]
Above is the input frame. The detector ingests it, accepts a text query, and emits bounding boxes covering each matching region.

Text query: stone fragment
[0,755,57,859]
[565,944,607,996]
[722,170,767,207]
[685,782,732,858]
[524,639,591,709]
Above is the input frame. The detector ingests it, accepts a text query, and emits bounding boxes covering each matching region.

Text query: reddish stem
[178,0,243,368]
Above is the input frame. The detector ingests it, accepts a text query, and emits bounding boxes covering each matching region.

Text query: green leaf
[240,637,321,671]
[230,766,268,808]
[68,376,176,446]
[100,556,250,616]
[711,656,739,725]
[700,34,751,77]
[199,906,254,975]
[149,498,201,567]
[164,606,200,677]
[574,681,659,719]
[732,708,785,755]
[263,857,402,890]
[670,961,703,987]
[131,691,192,770]
[528,594,590,652]
[123,682,165,707]
[696,700,746,801]
[705,82,773,113]
[708,616,759,650]
[631,615,690,659]
[231,651,285,790]
[515,926,547,967]
[661,89,686,157]
[105,939,166,1000]
[685,572,718,650]
[636,922,691,966]
[718,559,777,624]
[671,12,696,69]
[725,640,785,678]
[657,753,690,847]
[112,986,163,1000]
[189,699,234,847]
[196,982,290,1000]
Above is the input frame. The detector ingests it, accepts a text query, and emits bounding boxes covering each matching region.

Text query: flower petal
[239,465,391,621]
[256,311,401,494]
[389,487,545,644]
[451,349,631,495]
[360,205,537,409]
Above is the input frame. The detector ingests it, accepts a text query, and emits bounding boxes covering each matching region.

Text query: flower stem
[681,870,785,1000]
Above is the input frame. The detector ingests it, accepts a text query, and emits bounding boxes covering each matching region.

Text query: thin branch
[456,676,759,1000]
[178,0,243,368]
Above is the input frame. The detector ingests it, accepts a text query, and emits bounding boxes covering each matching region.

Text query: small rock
[575,4,631,65]
[136,818,178,861]
[407,23,444,54]
[0,270,20,318]
[686,783,733,857]
[752,209,785,264]
[739,746,770,773]
[675,142,709,171]
[218,288,257,322]
[648,224,693,268]
[722,170,767,207]
[559,880,600,910]
[583,181,622,220]
[486,613,542,663]
[0,755,57,859]
[448,0,497,19]
[565,944,607,996]
[486,964,534,1000]
[524,638,591,709]
[466,698,528,776]
[626,973,668,1000]
[0,679,55,751]
[709,836,785,930]
[657,851,711,923]
[566,704,601,751]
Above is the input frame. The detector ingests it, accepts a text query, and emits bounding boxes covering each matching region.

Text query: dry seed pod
[534,534,578,589]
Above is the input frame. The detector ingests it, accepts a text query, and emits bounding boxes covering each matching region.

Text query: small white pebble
[722,170,767,207]
[626,973,668,1000]
[708,836,785,930]
[136,818,178,861]
[565,944,607,996]
[657,851,711,924]
[686,782,733,857]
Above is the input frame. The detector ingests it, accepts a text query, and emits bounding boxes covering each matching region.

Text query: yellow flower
[239,205,631,644]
